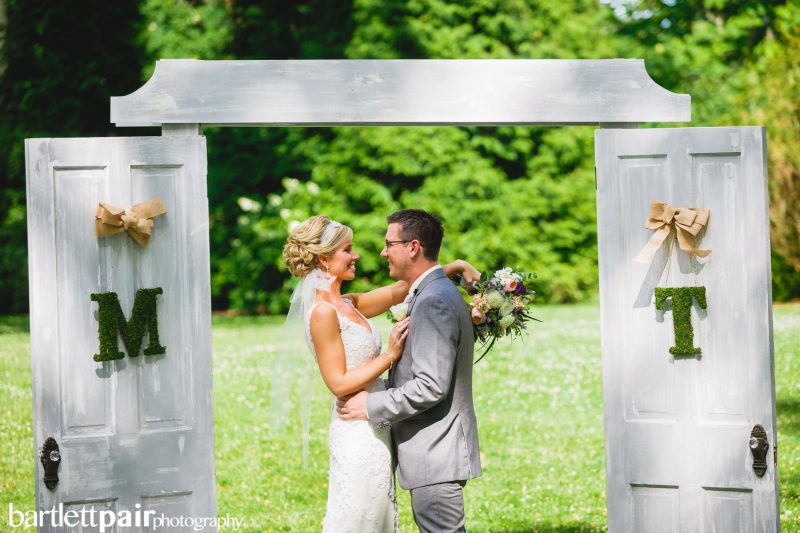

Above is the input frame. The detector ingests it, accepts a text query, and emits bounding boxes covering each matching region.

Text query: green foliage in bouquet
[468,268,540,364]
[91,288,166,362]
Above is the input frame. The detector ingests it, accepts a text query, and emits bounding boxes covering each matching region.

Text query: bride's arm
[441,260,481,288]
[346,281,409,319]
[310,305,408,397]
[347,260,481,318]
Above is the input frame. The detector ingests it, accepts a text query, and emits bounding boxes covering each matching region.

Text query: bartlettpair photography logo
[8,503,243,531]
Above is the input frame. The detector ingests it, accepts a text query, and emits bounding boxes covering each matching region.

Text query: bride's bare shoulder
[309,301,339,328]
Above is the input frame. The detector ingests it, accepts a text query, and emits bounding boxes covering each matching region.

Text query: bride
[281,215,479,532]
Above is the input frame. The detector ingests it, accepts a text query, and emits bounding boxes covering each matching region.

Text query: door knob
[749,424,769,477]
[40,437,61,489]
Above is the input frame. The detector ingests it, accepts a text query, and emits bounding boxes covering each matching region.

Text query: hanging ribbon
[634,200,711,264]
[95,198,167,247]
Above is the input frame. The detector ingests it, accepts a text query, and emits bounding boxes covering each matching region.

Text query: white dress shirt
[403,264,443,303]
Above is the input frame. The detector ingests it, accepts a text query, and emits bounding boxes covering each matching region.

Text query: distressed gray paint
[26,136,216,530]
[111,59,691,127]
[595,126,779,532]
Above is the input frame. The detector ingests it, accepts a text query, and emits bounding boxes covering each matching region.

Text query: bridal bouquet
[468,268,538,363]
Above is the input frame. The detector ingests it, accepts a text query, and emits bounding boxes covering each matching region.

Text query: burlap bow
[634,200,711,264]
[95,198,167,247]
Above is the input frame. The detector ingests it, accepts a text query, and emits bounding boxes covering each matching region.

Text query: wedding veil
[268,221,341,466]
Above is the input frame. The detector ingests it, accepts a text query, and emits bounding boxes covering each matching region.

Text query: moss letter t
[654,286,707,356]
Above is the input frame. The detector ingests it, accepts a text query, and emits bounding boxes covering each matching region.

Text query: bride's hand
[387,317,410,362]
[456,260,481,294]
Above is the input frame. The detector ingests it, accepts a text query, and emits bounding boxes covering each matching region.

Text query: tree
[4,0,796,314]
[0,0,147,313]
[743,3,800,282]
[221,0,638,311]
[0,0,6,77]
[204,0,356,310]
[614,0,800,299]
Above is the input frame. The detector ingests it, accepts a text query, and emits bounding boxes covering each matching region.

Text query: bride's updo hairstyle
[283,215,353,278]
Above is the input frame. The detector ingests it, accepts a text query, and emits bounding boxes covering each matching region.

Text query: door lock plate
[749,424,769,477]
[40,437,61,490]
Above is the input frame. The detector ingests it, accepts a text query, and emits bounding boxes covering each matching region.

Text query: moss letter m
[91,288,166,362]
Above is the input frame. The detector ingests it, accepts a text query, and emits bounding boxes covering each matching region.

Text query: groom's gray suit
[366,267,482,532]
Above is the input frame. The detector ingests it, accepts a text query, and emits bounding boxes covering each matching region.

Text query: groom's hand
[336,390,369,421]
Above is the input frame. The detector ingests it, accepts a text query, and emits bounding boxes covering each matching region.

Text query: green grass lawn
[1,304,799,532]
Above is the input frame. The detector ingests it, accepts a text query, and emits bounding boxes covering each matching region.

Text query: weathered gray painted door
[25,137,216,530]
[595,126,779,532]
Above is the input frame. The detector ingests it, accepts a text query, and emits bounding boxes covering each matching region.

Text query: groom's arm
[366,294,458,428]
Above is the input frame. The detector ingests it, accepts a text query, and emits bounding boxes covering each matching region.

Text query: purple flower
[515,283,526,294]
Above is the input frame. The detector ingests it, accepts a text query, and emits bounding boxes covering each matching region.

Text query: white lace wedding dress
[307,300,398,533]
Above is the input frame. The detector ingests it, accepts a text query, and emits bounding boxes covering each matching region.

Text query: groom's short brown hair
[387,209,444,261]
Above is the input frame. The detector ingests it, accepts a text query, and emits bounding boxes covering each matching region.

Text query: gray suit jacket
[366,269,482,490]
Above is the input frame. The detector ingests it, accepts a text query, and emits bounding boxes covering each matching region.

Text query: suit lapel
[390,268,446,385]
[406,268,446,316]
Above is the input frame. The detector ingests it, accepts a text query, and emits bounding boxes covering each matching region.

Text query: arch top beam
[110,59,690,127]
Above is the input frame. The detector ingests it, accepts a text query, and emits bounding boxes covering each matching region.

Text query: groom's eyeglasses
[384,239,412,248]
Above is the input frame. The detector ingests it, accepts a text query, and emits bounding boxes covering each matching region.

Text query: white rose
[390,303,409,322]
[498,314,516,329]
[494,267,513,278]
[485,290,505,309]
[499,301,514,317]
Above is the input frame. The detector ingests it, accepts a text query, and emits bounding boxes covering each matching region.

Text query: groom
[337,209,482,532]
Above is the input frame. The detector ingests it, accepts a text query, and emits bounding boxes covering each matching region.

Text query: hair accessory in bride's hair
[320,220,342,245]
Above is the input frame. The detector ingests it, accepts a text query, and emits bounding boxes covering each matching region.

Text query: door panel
[595,126,778,532]
[26,136,215,531]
